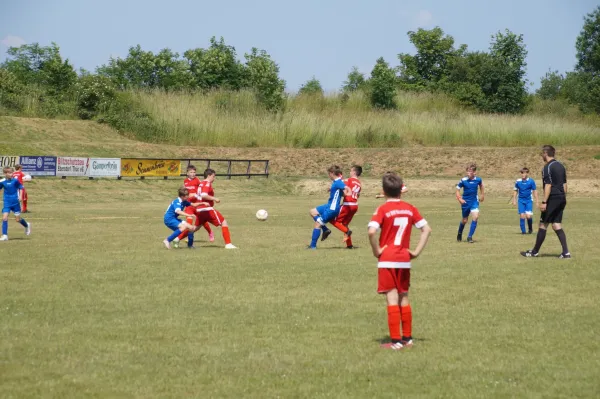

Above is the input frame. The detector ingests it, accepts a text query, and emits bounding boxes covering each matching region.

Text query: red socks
[387,305,401,342]
[222,226,232,245]
[400,304,412,339]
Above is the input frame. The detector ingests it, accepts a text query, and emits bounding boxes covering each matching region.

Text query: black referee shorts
[540,196,566,223]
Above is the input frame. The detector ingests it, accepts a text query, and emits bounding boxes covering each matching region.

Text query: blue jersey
[164,198,191,221]
[514,178,537,201]
[0,178,23,206]
[326,178,346,213]
[456,176,482,202]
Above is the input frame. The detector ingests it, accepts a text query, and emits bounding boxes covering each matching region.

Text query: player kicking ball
[368,172,431,350]
[307,165,351,249]
[163,187,196,249]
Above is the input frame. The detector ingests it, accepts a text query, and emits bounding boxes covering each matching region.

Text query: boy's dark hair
[187,164,196,172]
[204,168,216,178]
[382,172,403,198]
[15,164,22,171]
[178,187,189,198]
[466,163,477,171]
[352,165,363,177]
[542,145,556,157]
[520,167,529,173]
[3,166,14,173]
[327,165,343,176]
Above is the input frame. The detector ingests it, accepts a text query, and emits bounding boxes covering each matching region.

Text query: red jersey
[12,171,24,184]
[368,199,427,268]
[184,177,201,196]
[197,179,215,209]
[343,177,361,205]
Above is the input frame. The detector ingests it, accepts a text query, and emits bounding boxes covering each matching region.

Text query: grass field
[1,178,599,398]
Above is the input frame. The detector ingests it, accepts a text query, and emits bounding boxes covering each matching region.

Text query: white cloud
[1,35,27,48]
[414,10,434,27]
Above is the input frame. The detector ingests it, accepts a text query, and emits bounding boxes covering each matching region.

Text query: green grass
[1,178,599,398]
[121,90,600,148]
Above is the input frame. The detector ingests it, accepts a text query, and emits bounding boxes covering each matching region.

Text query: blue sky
[1,0,597,92]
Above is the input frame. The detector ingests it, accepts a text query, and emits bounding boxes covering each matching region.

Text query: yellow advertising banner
[121,159,181,177]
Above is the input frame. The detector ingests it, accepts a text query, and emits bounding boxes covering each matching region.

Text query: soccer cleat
[528,230,533,234]
[172,238,180,249]
[305,245,317,250]
[0,235,8,241]
[209,232,215,242]
[401,338,414,348]
[321,229,331,241]
[343,229,353,242]
[467,236,474,243]
[346,245,358,249]
[380,342,405,350]
[457,233,462,242]
[225,243,237,249]
[520,249,539,257]
[558,253,571,259]
[162,239,171,249]
[188,246,196,250]
[25,222,31,236]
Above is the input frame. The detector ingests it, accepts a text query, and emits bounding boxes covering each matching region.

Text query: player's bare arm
[479,183,485,202]
[533,189,540,207]
[201,193,220,203]
[368,227,387,258]
[563,183,568,195]
[343,186,352,197]
[408,224,432,259]
[456,189,466,204]
[176,209,196,221]
[512,190,517,206]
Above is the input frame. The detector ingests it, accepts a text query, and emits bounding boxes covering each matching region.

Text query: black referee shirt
[542,159,567,196]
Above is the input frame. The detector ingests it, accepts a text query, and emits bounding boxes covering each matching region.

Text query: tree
[244,48,286,111]
[342,67,366,92]
[97,45,158,89]
[184,37,246,90]
[575,5,600,75]
[298,77,323,96]
[537,70,565,100]
[369,57,396,109]
[398,27,466,86]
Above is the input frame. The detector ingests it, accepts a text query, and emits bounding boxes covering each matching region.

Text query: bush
[75,75,117,119]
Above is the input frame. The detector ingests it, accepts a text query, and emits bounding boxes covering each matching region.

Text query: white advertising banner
[56,157,90,176]
[88,158,121,177]
[0,155,20,168]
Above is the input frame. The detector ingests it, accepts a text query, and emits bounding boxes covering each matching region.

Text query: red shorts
[335,205,358,225]
[377,268,411,294]
[183,206,200,226]
[196,208,225,227]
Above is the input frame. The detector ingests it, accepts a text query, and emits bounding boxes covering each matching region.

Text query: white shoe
[172,237,180,249]
[0,235,7,241]
[225,243,237,249]
[25,222,31,236]
[163,239,171,249]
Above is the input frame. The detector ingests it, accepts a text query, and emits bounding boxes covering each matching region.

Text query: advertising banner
[89,158,121,177]
[121,159,181,177]
[56,157,89,177]
[19,156,57,176]
[0,155,19,168]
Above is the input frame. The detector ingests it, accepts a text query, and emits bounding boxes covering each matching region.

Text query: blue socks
[520,218,526,233]
[188,233,194,247]
[310,228,321,248]
[167,230,180,242]
[2,220,7,235]
[458,222,465,234]
[468,221,478,237]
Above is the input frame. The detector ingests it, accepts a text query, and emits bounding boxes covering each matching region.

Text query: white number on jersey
[393,217,408,246]
[351,185,361,200]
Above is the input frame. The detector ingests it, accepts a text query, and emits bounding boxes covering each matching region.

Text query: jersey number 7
[393,217,408,246]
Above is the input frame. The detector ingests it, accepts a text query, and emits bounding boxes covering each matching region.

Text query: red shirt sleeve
[368,206,385,230]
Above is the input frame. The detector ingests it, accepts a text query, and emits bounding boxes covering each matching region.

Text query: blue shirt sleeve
[456,180,464,189]
[16,180,23,190]
[531,180,536,190]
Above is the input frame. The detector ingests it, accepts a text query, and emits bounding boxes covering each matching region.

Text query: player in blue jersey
[0,166,31,241]
[163,187,197,249]
[456,164,485,243]
[307,165,351,249]
[512,167,539,234]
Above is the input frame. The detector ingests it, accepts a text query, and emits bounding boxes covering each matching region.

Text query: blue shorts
[2,203,21,215]
[316,204,339,225]
[461,201,480,218]
[164,217,182,231]
[518,200,533,215]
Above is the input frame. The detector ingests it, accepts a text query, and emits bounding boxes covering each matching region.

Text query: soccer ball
[23,175,32,182]
[255,209,268,221]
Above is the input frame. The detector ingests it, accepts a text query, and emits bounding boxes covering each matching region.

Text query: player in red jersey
[368,172,432,350]
[11,165,29,213]
[177,168,237,249]
[331,165,362,249]
[182,165,214,242]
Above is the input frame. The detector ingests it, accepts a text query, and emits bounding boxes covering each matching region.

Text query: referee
[521,145,570,258]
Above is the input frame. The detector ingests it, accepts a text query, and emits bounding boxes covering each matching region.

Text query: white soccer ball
[23,175,32,182]
[255,209,268,221]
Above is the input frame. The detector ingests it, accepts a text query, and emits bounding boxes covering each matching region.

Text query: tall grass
[0,87,78,120]
[123,89,600,147]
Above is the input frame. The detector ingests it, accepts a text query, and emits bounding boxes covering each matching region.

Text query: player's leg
[308,206,326,248]
[457,206,469,242]
[522,208,549,257]
[163,219,183,249]
[378,268,403,350]
[518,200,527,233]
[209,210,236,248]
[398,269,413,347]
[467,204,480,242]
[22,188,28,213]
[176,206,196,241]
[550,199,569,258]
[1,210,9,240]
[13,205,30,235]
